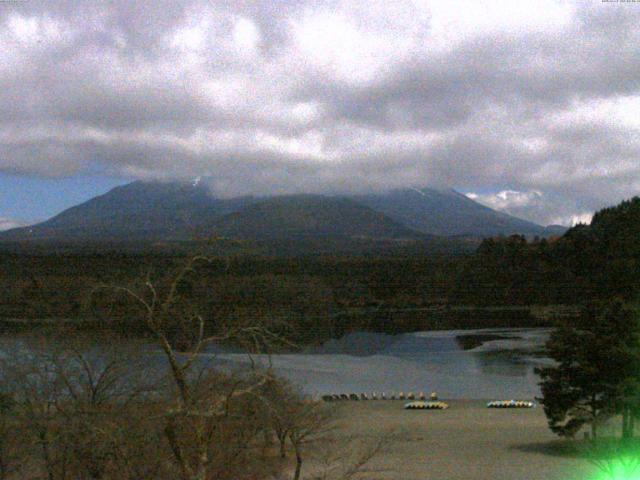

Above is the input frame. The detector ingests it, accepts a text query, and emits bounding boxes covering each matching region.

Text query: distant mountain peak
[0,181,556,244]
[351,187,547,237]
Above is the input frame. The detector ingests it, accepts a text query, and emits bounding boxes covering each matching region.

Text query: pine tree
[536,300,640,439]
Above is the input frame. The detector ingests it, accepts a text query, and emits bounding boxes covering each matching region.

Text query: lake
[207,328,553,399]
[0,327,553,400]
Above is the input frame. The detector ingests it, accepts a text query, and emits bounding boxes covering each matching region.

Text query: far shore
[0,304,575,335]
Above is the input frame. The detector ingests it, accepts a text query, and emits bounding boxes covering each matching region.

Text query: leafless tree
[91,255,293,480]
[1,336,70,480]
[259,378,389,480]
[0,330,165,480]
[0,255,387,480]
[258,377,302,460]
[306,434,390,480]
[287,401,336,480]
[0,392,20,480]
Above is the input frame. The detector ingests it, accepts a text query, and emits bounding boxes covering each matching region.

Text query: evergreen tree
[536,300,640,439]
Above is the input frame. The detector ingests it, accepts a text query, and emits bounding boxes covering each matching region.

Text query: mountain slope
[351,188,550,237]
[0,181,559,243]
[0,181,251,241]
[209,195,422,240]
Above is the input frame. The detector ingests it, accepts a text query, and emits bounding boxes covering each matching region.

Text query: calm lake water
[208,328,553,399]
[0,328,552,400]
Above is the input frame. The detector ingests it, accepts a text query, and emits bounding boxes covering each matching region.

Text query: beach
[320,400,598,480]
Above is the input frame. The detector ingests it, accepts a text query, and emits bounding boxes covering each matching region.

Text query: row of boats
[486,400,535,408]
[321,393,536,409]
[322,392,437,402]
[404,401,449,410]
[404,400,536,410]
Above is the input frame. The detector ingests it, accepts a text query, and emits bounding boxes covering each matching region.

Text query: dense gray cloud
[0,0,639,225]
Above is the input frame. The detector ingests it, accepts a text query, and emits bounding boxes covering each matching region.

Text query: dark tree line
[457,197,640,306]
[533,198,640,443]
[2,196,640,346]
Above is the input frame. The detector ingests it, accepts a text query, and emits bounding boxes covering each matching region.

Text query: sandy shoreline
[322,400,598,480]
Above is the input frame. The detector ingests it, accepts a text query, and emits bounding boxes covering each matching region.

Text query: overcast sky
[0,0,639,228]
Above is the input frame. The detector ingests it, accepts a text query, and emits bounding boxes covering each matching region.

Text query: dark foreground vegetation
[537,300,640,439]
[0,333,385,480]
[525,198,640,477]
[0,259,387,480]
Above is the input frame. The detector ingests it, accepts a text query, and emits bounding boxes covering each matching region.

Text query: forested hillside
[1,197,638,344]
[456,196,640,305]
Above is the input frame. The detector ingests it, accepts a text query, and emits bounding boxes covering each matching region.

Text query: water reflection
[0,328,552,399]
[213,328,552,398]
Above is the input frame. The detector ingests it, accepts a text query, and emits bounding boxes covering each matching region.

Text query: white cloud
[6,13,70,46]
[551,95,640,131]
[425,0,575,50]
[0,217,27,231]
[290,12,393,84]
[0,0,638,225]
[466,190,543,211]
[550,212,593,227]
[232,17,261,54]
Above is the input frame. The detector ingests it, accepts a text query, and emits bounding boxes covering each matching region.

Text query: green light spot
[591,457,640,480]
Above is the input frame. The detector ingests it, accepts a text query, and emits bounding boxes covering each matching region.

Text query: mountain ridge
[208,194,424,240]
[352,187,549,237]
[0,181,565,244]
